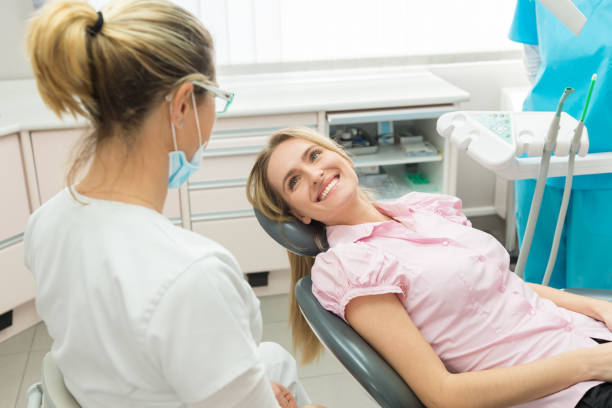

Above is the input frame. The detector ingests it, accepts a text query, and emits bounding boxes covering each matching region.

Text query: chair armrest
[296,276,425,408]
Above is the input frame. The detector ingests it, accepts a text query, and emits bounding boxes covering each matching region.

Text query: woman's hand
[270,381,298,408]
[586,342,612,381]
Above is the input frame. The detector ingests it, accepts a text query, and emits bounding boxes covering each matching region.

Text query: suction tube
[515,87,574,279]
[541,75,597,286]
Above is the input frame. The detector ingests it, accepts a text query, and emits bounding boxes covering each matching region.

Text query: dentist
[24,0,313,407]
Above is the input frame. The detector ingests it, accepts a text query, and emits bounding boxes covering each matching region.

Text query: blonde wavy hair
[246,127,354,364]
[26,0,215,188]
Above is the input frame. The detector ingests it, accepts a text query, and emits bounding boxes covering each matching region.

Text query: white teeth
[319,177,338,200]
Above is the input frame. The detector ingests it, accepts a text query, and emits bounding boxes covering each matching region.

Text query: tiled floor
[0,215,506,408]
[0,323,53,408]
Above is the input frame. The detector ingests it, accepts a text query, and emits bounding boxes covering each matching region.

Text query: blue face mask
[168,92,207,189]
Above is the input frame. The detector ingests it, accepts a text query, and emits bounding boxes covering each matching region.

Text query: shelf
[350,144,442,168]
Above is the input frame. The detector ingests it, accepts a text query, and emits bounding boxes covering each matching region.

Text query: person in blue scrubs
[509,0,612,289]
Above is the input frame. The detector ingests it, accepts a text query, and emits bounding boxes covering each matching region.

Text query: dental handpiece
[515,87,574,279]
[541,75,597,286]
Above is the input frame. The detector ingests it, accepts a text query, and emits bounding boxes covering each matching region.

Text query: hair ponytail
[26,1,100,119]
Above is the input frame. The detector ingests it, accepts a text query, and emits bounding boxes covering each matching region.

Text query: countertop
[0,66,469,136]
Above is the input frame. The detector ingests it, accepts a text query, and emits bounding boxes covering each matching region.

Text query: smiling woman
[247,126,612,408]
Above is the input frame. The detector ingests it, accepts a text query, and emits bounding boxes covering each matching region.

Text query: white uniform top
[24,188,279,408]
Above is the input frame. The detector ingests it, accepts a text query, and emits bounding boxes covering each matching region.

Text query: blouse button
[443,240,449,246]
[498,285,506,293]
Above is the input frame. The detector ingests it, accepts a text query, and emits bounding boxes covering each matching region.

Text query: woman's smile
[317,175,340,201]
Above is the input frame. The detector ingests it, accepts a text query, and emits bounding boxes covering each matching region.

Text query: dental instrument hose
[541,75,597,286]
[515,87,574,279]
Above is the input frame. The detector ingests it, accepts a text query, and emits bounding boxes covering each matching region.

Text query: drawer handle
[202,145,264,158]
[191,209,254,222]
[188,178,247,191]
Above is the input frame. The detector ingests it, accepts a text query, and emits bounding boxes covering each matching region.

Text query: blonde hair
[26,0,215,188]
[246,127,353,364]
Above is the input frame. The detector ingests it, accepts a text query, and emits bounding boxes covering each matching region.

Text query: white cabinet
[0,133,31,242]
[0,133,37,342]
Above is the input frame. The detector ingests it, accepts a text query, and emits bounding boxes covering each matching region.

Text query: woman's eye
[288,176,299,190]
[310,149,322,161]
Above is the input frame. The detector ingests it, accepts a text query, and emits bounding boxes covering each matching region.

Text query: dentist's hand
[270,381,297,408]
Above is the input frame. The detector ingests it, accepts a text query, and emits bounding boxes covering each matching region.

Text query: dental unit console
[436,111,590,180]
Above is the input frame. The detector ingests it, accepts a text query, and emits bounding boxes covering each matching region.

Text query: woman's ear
[290,210,312,225]
[169,82,195,129]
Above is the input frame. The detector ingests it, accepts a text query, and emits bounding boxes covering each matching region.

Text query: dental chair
[26,352,81,408]
[254,209,612,408]
[254,209,426,408]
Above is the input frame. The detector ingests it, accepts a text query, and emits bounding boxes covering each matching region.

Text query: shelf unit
[326,105,457,200]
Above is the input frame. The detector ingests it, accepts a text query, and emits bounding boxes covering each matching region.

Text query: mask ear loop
[191,91,204,149]
[168,101,179,151]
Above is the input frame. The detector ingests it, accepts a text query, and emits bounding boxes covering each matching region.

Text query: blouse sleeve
[400,192,471,227]
[311,243,408,321]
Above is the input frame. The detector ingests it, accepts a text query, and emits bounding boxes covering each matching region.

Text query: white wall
[1,0,34,80]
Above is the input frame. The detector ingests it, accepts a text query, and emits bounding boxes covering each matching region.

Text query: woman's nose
[305,167,324,185]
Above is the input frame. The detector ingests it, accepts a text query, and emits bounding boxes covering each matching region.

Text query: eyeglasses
[192,81,235,114]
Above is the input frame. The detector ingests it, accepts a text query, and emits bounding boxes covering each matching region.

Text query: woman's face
[266,137,360,225]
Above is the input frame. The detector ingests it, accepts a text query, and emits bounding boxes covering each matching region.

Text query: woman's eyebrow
[281,145,316,192]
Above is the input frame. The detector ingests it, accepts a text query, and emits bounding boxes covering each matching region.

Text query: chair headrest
[254,208,329,257]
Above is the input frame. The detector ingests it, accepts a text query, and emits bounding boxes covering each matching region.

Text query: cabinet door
[0,242,35,314]
[30,129,180,218]
[0,134,31,243]
[192,217,289,273]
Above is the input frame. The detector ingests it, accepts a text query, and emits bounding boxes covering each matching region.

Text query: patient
[247,127,612,408]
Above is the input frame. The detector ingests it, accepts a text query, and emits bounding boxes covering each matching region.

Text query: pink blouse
[311,192,612,408]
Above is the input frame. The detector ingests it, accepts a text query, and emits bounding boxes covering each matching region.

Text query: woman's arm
[345,293,612,408]
[527,283,612,325]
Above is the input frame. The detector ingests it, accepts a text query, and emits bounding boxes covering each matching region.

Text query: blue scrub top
[509,0,612,189]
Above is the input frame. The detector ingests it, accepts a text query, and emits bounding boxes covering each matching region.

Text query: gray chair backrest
[254,209,328,257]
[296,276,425,408]
[254,208,424,407]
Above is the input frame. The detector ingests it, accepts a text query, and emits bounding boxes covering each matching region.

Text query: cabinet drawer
[192,217,289,273]
[190,152,259,183]
[189,185,250,215]
[0,134,31,242]
[0,241,35,314]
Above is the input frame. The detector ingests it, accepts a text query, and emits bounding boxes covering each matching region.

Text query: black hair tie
[88,11,104,36]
